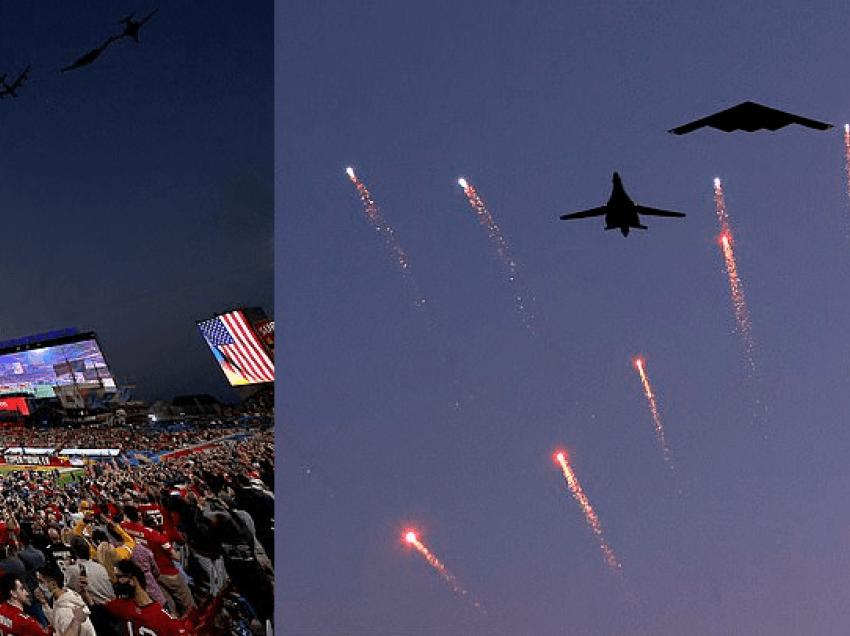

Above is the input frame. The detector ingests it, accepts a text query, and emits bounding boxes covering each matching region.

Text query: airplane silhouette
[0,65,31,98]
[668,101,832,135]
[560,173,686,236]
[60,36,117,73]
[115,9,159,43]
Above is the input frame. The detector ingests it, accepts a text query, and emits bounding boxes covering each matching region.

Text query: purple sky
[279,1,850,633]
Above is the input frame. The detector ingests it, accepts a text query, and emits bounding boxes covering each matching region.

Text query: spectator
[18,533,48,627]
[96,542,120,583]
[42,526,73,577]
[0,572,86,636]
[121,505,194,618]
[0,544,27,583]
[65,534,118,636]
[33,564,96,636]
[100,559,189,636]
[207,505,274,625]
[129,540,168,611]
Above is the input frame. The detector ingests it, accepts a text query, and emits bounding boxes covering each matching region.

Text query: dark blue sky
[280,1,850,634]
[0,4,272,402]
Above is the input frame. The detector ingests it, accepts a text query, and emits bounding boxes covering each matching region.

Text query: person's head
[17,527,34,548]
[123,505,140,523]
[142,512,162,530]
[91,528,109,545]
[219,492,235,509]
[97,543,120,583]
[36,564,64,598]
[0,573,28,607]
[69,534,91,560]
[47,526,61,543]
[113,559,145,600]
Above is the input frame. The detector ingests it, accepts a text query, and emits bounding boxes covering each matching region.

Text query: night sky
[279,2,850,634]
[0,4,273,402]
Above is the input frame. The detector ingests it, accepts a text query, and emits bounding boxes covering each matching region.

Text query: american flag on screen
[198,311,274,385]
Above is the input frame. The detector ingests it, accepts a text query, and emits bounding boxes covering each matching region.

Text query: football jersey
[106,599,189,636]
[0,602,51,636]
[120,522,179,577]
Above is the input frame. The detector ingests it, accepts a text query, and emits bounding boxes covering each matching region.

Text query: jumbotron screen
[197,309,274,386]
[0,333,116,399]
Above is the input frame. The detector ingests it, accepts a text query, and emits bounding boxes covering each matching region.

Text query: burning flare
[346,168,426,309]
[403,529,485,614]
[713,179,756,374]
[633,357,674,472]
[458,177,538,336]
[554,452,623,577]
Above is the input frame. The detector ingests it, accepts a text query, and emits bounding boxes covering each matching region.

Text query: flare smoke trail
[634,358,674,472]
[346,168,426,309]
[404,531,485,614]
[713,177,732,235]
[554,452,623,578]
[844,125,850,229]
[719,233,755,372]
[458,178,538,337]
[713,179,756,374]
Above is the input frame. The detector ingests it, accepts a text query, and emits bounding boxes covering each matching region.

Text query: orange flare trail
[713,179,756,374]
[347,168,425,309]
[713,177,732,236]
[844,126,850,233]
[845,125,850,199]
[554,453,623,576]
[720,234,755,374]
[458,177,537,336]
[404,531,485,614]
[634,358,674,471]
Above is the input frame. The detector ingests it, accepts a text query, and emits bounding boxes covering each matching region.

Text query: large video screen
[197,309,275,386]
[0,335,116,399]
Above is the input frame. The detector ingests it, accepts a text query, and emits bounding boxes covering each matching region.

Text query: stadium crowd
[0,410,274,636]
[4,419,273,454]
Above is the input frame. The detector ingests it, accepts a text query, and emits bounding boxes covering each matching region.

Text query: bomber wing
[634,204,685,218]
[559,206,607,220]
[10,65,31,90]
[669,101,832,135]
[59,37,116,74]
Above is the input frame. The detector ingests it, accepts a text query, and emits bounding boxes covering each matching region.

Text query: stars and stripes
[198,311,274,385]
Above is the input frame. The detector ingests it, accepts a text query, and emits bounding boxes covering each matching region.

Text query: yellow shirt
[72,520,136,560]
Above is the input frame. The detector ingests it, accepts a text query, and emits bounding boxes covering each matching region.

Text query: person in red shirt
[0,572,86,636]
[139,500,185,547]
[120,506,195,618]
[101,560,189,636]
